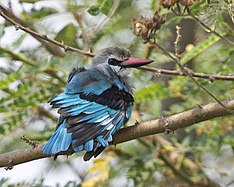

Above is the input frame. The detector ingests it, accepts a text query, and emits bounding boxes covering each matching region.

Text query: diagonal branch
[0,99,233,168]
[0,7,94,57]
[186,7,234,46]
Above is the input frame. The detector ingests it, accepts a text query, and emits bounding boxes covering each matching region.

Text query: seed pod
[132,18,149,38]
[160,0,179,9]
[132,12,166,42]
[180,0,194,6]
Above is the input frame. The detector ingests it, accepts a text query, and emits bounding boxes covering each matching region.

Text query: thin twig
[21,135,39,148]
[138,66,234,81]
[0,9,94,57]
[174,25,181,58]
[186,7,234,46]
[152,42,233,113]
[159,152,195,185]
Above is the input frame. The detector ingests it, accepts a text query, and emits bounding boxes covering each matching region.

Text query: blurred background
[0,0,234,186]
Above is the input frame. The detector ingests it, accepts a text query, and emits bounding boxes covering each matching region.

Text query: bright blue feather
[73,143,83,152]
[65,65,130,95]
[43,120,72,155]
[97,136,109,147]
[65,69,113,95]
[84,140,94,151]
[126,106,132,119]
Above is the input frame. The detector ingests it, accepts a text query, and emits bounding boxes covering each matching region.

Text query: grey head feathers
[91,47,133,93]
[92,47,131,66]
[90,46,153,93]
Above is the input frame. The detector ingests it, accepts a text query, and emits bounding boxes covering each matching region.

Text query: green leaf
[88,0,113,16]
[180,34,221,65]
[0,73,21,90]
[0,111,29,135]
[196,45,234,74]
[0,24,5,39]
[134,83,170,103]
[12,33,27,49]
[0,84,30,107]
[223,139,234,146]
[22,7,57,20]
[99,0,113,15]
[55,23,78,48]
[151,0,157,10]
[88,5,101,16]
[10,88,51,109]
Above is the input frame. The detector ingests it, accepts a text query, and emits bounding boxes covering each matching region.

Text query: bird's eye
[108,58,121,66]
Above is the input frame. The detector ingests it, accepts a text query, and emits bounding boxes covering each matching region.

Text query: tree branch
[0,7,94,57]
[0,99,234,169]
[138,66,234,81]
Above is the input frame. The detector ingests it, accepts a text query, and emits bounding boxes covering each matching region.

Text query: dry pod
[180,0,194,6]
[132,12,166,43]
[132,16,149,38]
[160,0,179,9]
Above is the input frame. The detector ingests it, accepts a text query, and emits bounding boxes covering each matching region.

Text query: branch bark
[138,66,234,81]
[0,99,233,169]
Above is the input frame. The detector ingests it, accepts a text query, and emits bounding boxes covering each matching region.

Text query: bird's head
[92,47,153,72]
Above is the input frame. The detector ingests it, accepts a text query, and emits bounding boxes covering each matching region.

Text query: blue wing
[42,67,133,160]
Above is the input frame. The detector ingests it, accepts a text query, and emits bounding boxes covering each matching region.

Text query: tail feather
[83,146,106,161]
[42,120,72,155]
[42,118,113,160]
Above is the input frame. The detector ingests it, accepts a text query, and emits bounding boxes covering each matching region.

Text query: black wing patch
[79,85,134,110]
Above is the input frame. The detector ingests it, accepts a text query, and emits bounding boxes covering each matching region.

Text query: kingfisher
[42,47,153,161]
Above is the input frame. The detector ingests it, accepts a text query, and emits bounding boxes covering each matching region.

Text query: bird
[42,46,153,161]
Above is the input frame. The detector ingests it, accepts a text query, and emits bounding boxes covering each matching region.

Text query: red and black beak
[120,57,153,68]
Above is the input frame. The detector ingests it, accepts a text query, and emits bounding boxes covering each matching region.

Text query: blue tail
[42,120,72,155]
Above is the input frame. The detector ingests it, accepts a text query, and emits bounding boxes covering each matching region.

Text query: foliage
[0,0,234,186]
